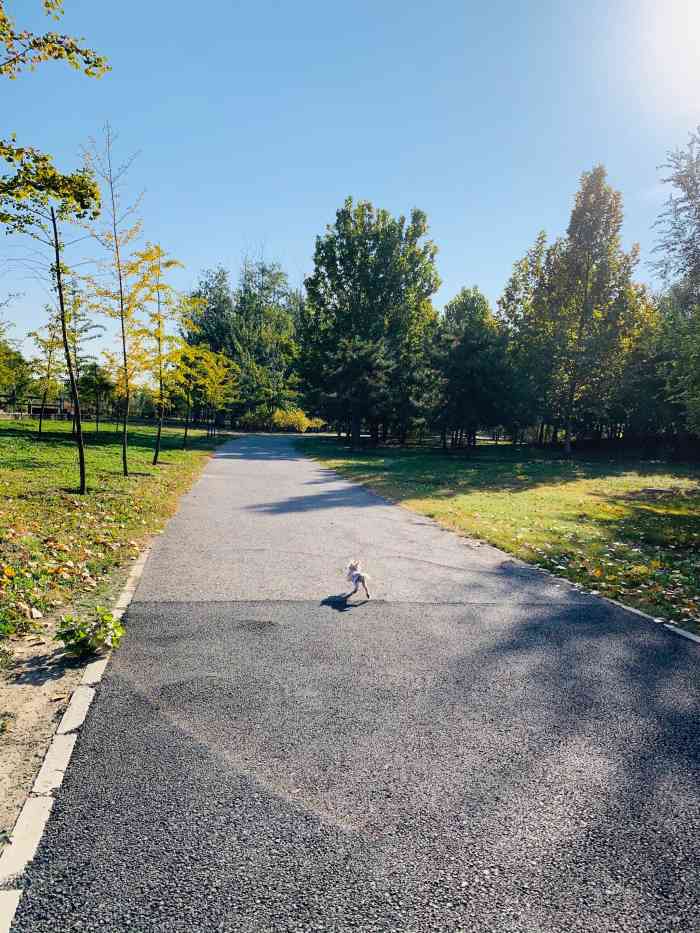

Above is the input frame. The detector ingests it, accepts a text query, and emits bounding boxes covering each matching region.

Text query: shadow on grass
[1,424,224,456]
[297,436,700,498]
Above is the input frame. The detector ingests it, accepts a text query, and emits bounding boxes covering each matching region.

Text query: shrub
[271,407,325,433]
[55,606,125,658]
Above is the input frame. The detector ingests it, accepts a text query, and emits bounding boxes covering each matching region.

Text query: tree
[198,347,238,437]
[560,167,641,453]
[135,244,190,464]
[1,167,101,492]
[1,1,108,224]
[186,259,299,424]
[654,129,700,438]
[302,197,440,447]
[173,343,207,449]
[86,124,142,476]
[29,307,63,433]
[654,127,700,299]
[433,287,509,448]
[63,280,104,433]
[78,362,114,433]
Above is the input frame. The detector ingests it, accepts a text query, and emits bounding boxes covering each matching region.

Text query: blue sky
[3,0,700,348]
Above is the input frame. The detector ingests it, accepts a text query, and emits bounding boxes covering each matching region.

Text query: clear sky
[3,0,700,349]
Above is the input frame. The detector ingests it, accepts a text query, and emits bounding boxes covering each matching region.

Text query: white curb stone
[81,656,109,686]
[0,891,21,933]
[0,797,53,883]
[664,623,700,645]
[32,734,77,796]
[0,545,153,929]
[56,685,95,736]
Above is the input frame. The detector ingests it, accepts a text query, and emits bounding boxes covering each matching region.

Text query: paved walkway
[11,436,700,932]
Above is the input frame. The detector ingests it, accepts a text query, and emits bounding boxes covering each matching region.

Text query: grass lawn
[299,437,700,634]
[0,419,226,641]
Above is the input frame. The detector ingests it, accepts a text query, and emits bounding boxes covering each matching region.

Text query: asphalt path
[10,435,700,932]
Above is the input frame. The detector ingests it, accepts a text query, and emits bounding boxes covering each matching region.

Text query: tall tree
[654,129,700,436]
[1,167,101,492]
[302,197,440,447]
[187,259,298,423]
[551,166,639,454]
[86,124,141,476]
[135,244,188,464]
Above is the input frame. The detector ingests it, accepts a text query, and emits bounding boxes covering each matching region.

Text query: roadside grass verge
[298,437,700,634]
[0,419,227,639]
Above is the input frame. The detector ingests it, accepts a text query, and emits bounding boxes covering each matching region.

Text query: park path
[10,435,700,932]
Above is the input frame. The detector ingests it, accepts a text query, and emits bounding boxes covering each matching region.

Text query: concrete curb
[0,547,151,930]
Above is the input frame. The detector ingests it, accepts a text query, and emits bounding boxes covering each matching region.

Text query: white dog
[346,559,371,599]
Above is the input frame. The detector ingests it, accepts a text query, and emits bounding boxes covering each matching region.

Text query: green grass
[0,419,227,638]
[299,437,700,633]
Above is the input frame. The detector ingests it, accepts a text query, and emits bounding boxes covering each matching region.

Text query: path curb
[0,547,151,930]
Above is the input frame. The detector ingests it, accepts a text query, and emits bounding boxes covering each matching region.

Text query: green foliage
[0,1,109,79]
[0,320,32,404]
[55,606,124,657]
[187,259,298,421]
[1,2,107,224]
[300,197,440,444]
[432,286,510,443]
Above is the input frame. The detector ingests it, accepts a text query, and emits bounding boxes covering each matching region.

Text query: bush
[271,407,325,433]
[55,606,125,658]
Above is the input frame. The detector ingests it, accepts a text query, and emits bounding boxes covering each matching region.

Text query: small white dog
[346,559,371,599]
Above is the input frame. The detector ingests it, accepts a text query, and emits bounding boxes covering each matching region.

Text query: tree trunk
[441,427,447,451]
[538,421,545,446]
[38,389,48,436]
[183,392,191,449]
[51,208,87,494]
[351,412,361,450]
[95,391,100,433]
[153,401,164,465]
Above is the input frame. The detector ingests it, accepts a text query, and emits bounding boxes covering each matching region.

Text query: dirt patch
[0,619,90,841]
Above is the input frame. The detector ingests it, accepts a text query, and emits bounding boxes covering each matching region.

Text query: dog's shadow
[320,593,368,612]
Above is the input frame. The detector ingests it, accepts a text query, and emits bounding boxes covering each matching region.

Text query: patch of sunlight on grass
[0,419,230,638]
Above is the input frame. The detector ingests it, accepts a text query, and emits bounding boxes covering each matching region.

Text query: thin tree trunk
[183,389,191,449]
[38,389,48,436]
[95,391,100,433]
[51,208,86,494]
[153,337,165,465]
[153,400,164,464]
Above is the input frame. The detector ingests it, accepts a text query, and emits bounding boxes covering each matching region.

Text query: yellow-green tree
[28,306,63,434]
[1,1,108,226]
[172,344,207,450]
[133,244,190,464]
[198,347,238,437]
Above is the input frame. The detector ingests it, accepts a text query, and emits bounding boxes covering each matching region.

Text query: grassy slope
[0,420,225,638]
[299,438,700,633]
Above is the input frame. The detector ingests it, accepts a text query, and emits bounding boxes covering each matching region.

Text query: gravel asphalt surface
[9,435,700,932]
